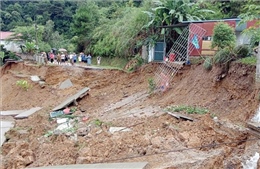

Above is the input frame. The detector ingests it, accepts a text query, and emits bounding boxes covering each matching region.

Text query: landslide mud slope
[0,61,259,169]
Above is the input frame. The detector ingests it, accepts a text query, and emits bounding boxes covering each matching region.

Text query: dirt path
[0,61,259,169]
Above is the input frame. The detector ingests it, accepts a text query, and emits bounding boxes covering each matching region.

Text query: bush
[203,57,213,70]
[212,22,236,50]
[238,56,257,65]
[234,44,250,58]
[213,48,232,65]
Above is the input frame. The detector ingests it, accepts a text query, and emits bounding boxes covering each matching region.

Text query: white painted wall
[0,40,22,53]
[148,44,154,62]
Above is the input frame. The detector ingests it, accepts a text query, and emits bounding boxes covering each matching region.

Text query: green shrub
[234,44,250,59]
[203,57,213,70]
[238,56,257,65]
[212,22,236,50]
[213,48,232,65]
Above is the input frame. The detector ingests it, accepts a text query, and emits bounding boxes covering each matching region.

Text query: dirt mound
[1,61,259,169]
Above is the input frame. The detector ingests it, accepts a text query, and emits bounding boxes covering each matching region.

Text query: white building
[0,31,22,53]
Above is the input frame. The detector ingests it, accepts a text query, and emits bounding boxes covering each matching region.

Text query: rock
[77,127,89,136]
[39,81,46,88]
[30,75,41,82]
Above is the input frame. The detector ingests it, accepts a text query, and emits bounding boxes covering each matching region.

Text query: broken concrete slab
[59,79,73,89]
[166,111,193,121]
[14,107,42,119]
[0,109,27,116]
[26,162,148,169]
[1,120,15,146]
[109,127,131,134]
[52,87,90,111]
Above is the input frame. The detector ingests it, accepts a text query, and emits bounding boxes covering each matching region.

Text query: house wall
[190,20,247,56]
[0,40,22,53]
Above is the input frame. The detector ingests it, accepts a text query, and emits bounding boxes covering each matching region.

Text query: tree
[70,1,100,38]
[11,25,44,43]
[70,1,101,52]
[238,0,260,48]
[211,22,236,50]
[144,0,215,27]
[91,0,151,58]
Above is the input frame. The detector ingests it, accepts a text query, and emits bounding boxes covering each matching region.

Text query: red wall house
[187,19,258,56]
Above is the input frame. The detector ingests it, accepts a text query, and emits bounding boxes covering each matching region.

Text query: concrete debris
[0,109,26,116]
[109,127,131,134]
[39,81,46,88]
[0,120,15,146]
[30,75,41,82]
[242,152,259,169]
[52,87,90,111]
[26,162,148,169]
[55,122,73,132]
[56,118,68,124]
[14,107,42,119]
[166,111,193,121]
[59,79,73,89]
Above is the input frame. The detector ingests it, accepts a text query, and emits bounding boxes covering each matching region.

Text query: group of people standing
[41,51,93,66]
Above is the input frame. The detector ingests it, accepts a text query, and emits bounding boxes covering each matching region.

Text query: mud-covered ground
[0,60,260,169]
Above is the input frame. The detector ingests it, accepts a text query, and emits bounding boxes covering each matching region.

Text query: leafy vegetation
[211,22,236,50]
[16,80,31,91]
[166,105,208,115]
[239,0,260,48]
[233,44,250,59]
[0,45,19,65]
[237,56,257,65]
[213,48,233,65]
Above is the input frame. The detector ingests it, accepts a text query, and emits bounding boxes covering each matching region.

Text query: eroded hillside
[0,61,259,169]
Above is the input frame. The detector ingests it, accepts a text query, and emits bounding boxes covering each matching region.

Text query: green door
[154,42,165,61]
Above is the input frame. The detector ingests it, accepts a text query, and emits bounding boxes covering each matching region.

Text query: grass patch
[92,56,129,70]
[203,57,213,70]
[166,105,208,115]
[237,56,257,65]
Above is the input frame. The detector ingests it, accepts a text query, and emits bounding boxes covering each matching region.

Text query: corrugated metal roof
[181,18,241,24]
